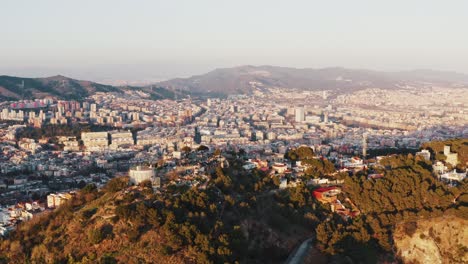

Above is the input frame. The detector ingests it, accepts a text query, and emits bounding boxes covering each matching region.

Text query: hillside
[3,67,468,100]
[155,65,468,96]
[0,166,320,264]
[119,85,190,101]
[0,144,466,263]
[0,75,120,101]
[394,216,468,264]
[0,75,188,101]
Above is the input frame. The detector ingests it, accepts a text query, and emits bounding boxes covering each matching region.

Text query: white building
[81,132,109,150]
[152,177,161,189]
[18,138,41,153]
[443,145,459,166]
[416,149,431,161]
[47,192,74,209]
[255,130,264,141]
[110,130,134,148]
[440,170,466,182]
[279,178,288,189]
[266,131,277,140]
[0,210,9,224]
[272,163,288,174]
[129,166,155,185]
[59,136,80,152]
[295,107,305,123]
[433,161,447,175]
[342,157,364,169]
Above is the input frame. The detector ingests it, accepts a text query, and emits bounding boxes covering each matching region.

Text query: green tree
[181,146,192,153]
[197,145,209,152]
[87,228,104,244]
[105,177,128,192]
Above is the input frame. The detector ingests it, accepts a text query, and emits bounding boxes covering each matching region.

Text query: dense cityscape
[1,1,468,263]
[1,85,466,254]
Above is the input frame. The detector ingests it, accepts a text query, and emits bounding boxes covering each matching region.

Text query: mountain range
[1,66,468,101]
[155,65,468,95]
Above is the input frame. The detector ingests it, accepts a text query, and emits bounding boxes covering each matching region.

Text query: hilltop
[155,65,468,96]
[0,166,319,264]
[0,75,120,101]
[0,75,187,101]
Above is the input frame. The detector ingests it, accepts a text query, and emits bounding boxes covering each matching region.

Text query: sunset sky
[1,0,467,82]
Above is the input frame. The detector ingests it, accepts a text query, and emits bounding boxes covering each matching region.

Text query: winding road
[284,238,314,264]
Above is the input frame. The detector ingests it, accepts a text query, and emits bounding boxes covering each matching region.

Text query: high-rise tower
[295,106,305,122]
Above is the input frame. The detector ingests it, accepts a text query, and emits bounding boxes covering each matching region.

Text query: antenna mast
[362,133,368,159]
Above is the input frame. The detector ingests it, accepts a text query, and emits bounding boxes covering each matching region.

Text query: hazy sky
[1,0,468,82]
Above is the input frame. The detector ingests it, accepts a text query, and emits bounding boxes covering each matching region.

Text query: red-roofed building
[313,186,341,202]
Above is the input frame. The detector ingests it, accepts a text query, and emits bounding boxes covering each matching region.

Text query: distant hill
[120,85,190,101]
[0,75,120,101]
[0,75,186,101]
[155,65,468,96]
[3,66,468,100]
[393,69,468,84]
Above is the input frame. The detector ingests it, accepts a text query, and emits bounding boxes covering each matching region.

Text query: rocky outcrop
[394,216,468,264]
